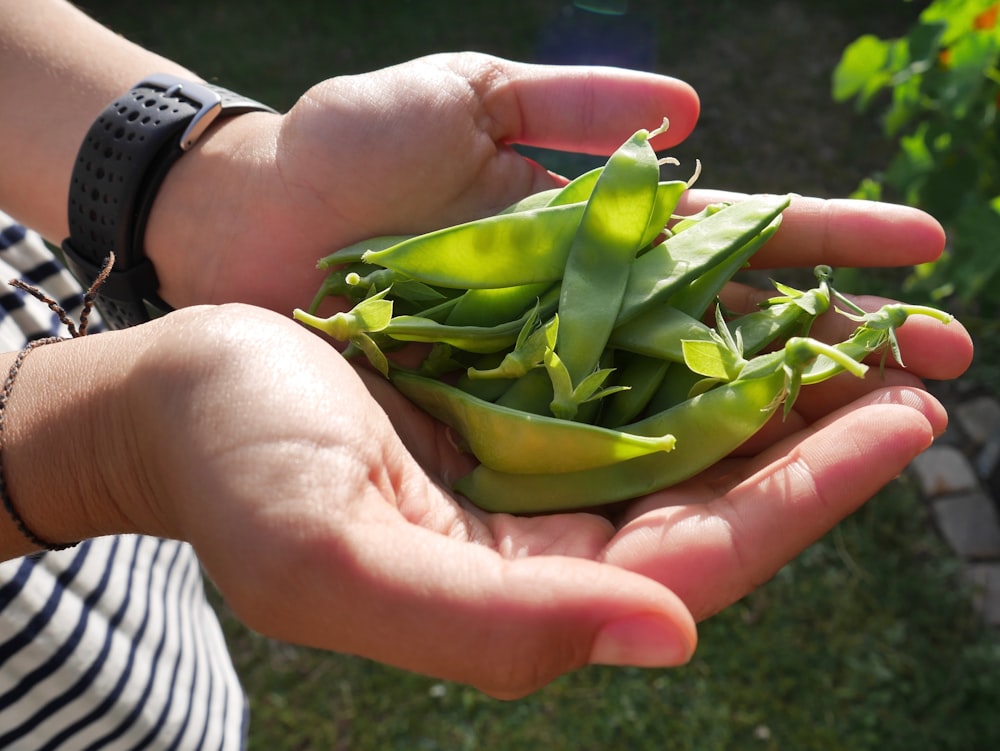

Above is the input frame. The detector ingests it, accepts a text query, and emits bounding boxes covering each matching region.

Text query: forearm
[0,0,198,243]
[0,326,159,559]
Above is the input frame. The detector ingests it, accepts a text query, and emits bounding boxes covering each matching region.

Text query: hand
[128,305,697,699]
[146,52,700,312]
[125,288,969,701]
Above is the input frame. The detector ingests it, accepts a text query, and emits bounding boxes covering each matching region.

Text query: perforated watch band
[61,74,277,329]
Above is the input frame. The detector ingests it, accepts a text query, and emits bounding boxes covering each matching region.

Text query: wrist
[143,110,283,309]
[0,326,161,558]
[59,76,279,328]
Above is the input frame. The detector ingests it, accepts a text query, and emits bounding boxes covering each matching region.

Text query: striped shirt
[0,214,248,749]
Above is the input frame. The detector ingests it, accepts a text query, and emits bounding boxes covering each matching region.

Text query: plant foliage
[833,0,1000,313]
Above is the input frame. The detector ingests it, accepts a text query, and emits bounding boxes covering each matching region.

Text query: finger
[603,386,942,621]
[456,54,701,152]
[253,501,697,699]
[678,192,946,269]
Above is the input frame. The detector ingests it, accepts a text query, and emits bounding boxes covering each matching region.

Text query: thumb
[252,507,697,700]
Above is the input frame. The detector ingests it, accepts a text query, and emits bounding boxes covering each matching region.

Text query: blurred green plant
[833,0,1000,314]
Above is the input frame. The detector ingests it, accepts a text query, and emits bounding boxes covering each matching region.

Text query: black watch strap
[61,74,277,329]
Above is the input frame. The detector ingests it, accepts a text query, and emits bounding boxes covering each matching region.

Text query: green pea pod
[317,235,413,268]
[634,270,833,416]
[643,362,705,414]
[383,316,524,354]
[443,282,553,327]
[497,188,565,215]
[452,317,901,513]
[597,353,672,427]
[495,367,555,415]
[547,167,604,207]
[609,305,716,362]
[361,202,588,288]
[729,274,833,356]
[383,290,558,354]
[667,203,727,235]
[638,181,688,249]
[556,123,665,388]
[467,311,557,380]
[453,363,788,511]
[618,194,790,325]
[498,168,604,214]
[391,371,675,475]
[665,214,784,319]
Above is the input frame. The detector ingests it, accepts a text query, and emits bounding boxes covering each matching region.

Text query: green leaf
[939,31,1000,117]
[905,20,948,66]
[833,35,892,102]
[354,333,390,378]
[884,73,924,135]
[681,339,744,381]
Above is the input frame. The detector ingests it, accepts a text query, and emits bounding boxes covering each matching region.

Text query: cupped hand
[129,285,970,700]
[375,301,971,623]
[147,52,700,313]
[353,189,972,636]
[129,304,697,699]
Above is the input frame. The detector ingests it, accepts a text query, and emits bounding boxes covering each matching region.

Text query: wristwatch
[61,73,277,329]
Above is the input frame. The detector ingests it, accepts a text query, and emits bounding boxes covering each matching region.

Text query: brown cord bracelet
[0,254,114,552]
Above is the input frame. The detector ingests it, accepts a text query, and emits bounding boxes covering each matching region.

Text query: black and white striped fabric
[0,214,248,749]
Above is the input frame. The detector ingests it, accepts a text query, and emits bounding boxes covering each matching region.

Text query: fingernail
[589,614,694,668]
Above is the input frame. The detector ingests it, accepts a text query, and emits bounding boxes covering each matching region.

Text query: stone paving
[908,391,1000,629]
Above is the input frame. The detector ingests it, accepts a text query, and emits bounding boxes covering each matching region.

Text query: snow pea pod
[615,268,834,367]
[799,302,952,384]
[556,122,665,389]
[638,180,688,249]
[452,319,887,513]
[664,214,784,320]
[633,270,835,414]
[609,305,716,362]
[729,274,832,356]
[443,282,553,327]
[317,235,413,268]
[498,167,603,214]
[597,353,672,427]
[383,289,560,354]
[382,316,525,354]
[617,194,790,325]
[361,202,588,289]
[453,361,788,511]
[391,371,675,475]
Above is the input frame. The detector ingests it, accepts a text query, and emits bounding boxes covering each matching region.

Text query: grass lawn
[80,1,1000,748]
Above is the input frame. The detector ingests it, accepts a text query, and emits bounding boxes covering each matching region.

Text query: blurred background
[78,1,1000,749]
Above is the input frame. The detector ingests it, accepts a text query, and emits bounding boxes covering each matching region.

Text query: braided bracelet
[0,255,113,552]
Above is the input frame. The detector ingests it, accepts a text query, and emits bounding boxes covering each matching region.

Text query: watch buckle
[137,73,224,151]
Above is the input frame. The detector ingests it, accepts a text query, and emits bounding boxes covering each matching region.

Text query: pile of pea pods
[295,121,952,514]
